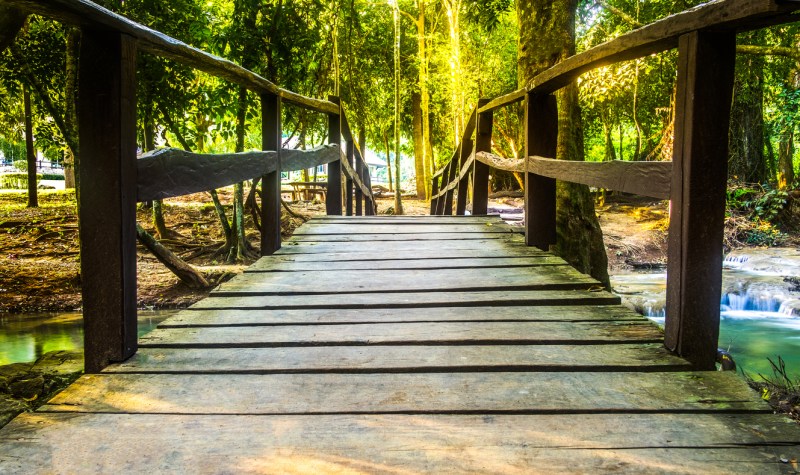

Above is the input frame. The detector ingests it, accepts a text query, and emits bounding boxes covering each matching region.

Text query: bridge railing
[431,0,800,369]
[4,0,375,372]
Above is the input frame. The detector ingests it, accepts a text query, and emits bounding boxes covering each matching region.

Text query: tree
[516,0,609,287]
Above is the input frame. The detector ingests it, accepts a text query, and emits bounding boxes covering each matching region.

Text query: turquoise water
[0,310,176,366]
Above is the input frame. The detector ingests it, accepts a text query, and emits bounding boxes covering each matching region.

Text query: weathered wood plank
[193,289,621,310]
[138,321,663,347]
[215,266,601,294]
[2,413,797,473]
[246,255,567,272]
[161,305,644,327]
[40,371,768,414]
[135,145,339,202]
[112,344,691,373]
[275,238,526,255]
[296,223,518,235]
[287,232,522,242]
[250,248,553,266]
[307,215,506,224]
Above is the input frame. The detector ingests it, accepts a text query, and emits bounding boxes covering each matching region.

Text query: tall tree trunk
[383,127,393,192]
[63,27,79,189]
[392,1,404,215]
[778,128,795,189]
[516,0,609,287]
[23,83,37,208]
[412,92,426,198]
[442,0,464,146]
[143,113,170,239]
[729,31,766,184]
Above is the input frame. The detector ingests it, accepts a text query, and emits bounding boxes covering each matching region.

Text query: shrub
[12,160,27,172]
[1,173,42,189]
[41,173,65,180]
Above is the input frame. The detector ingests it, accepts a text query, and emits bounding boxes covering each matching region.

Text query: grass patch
[746,356,800,423]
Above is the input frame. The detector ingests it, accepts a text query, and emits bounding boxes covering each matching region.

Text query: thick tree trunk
[136,224,209,289]
[778,128,795,189]
[729,31,766,184]
[24,84,37,208]
[516,0,609,287]
[64,27,79,189]
[384,128,393,192]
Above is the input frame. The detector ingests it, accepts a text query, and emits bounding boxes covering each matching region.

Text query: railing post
[355,152,364,216]
[430,174,440,215]
[472,99,492,215]
[345,140,354,216]
[665,31,736,369]
[455,116,476,216]
[261,92,282,255]
[436,162,450,215]
[524,93,558,250]
[363,162,373,215]
[78,29,138,373]
[327,96,343,215]
[443,155,457,215]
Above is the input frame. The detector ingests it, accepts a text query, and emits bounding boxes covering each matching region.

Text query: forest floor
[1,189,798,313]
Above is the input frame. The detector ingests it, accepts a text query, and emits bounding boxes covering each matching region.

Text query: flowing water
[0,310,176,366]
[611,248,800,379]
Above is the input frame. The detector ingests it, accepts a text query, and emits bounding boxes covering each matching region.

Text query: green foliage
[1,172,41,189]
[41,173,64,180]
[12,160,27,172]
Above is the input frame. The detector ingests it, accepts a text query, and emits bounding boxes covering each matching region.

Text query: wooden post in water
[327,96,343,215]
[665,31,736,370]
[261,92,282,255]
[78,29,138,373]
[524,93,558,250]
[472,99,492,215]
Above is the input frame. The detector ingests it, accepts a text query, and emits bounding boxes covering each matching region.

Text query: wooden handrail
[6,0,338,114]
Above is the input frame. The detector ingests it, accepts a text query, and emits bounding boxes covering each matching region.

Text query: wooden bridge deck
[1,215,799,473]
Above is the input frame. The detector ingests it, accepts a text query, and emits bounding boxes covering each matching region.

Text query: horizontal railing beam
[8,0,338,115]
[136,145,340,202]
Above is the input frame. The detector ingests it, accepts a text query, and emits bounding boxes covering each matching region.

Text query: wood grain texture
[294,223,519,235]
[2,413,797,473]
[161,305,644,327]
[136,145,339,202]
[246,255,567,272]
[113,343,691,373]
[40,371,768,414]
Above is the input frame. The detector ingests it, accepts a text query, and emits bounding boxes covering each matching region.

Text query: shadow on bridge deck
[1,215,798,473]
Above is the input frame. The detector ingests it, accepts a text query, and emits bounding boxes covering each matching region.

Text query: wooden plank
[260,92,282,255]
[112,343,691,373]
[307,215,506,224]
[192,290,621,310]
[525,0,800,95]
[275,238,526,255]
[287,232,522,242]
[160,305,645,327]
[135,145,339,202]
[472,100,492,215]
[77,29,138,374]
[40,371,769,413]
[526,156,672,200]
[665,31,736,369]
[294,223,519,235]
[138,321,663,347]
[525,93,558,251]
[2,413,797,473]
[246,256,567,272]
[215,266,601,294]
[8,0,340,114]
[250,248,552,265]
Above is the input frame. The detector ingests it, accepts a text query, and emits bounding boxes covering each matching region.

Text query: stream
[0,310,176,366]
[612,248,800,379]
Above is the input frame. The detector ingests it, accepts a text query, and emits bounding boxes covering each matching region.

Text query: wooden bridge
[2,0,800,472]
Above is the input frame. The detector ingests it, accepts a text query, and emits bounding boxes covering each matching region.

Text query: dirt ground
[0,188,786,313]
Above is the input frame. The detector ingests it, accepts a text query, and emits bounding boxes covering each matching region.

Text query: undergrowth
[725,184,797,248]
[745,356,800,423]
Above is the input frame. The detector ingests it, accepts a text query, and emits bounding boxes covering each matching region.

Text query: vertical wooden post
[261,92,282,255]
[665,31,736,369]
[455,116,476,216]
[472,99,492,215]
[430,174,440,215]
[345,140,354,216]
[78,30,138,373]
[364,163,373,216]
[355,152,364,216]
[436,162,451,215]
[443,156,457,215]
[525,93,558,250]
[327,96,343,215]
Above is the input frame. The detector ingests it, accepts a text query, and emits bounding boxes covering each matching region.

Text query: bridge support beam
[472,99,492,215]
[524,93,557,251]
[78,29,138,373]
[665,31,736,370]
